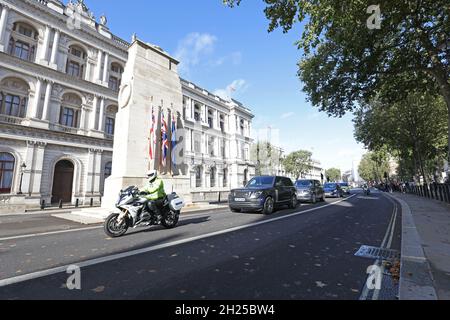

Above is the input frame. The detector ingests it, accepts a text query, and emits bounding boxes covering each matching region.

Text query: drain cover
[355,245,400,261]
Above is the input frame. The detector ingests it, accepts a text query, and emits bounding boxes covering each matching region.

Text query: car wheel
[311,194,317,204]
[262,197,274,215]
[289,195,297,209]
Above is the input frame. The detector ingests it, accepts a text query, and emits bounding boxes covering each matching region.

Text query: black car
[229,176,297,214]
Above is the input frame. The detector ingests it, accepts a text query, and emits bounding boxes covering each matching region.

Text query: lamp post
[17,163,27,195]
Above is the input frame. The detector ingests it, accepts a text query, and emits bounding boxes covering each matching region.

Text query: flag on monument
[149,107,156,160]
[161,111,168,167]
[171,112,177,169]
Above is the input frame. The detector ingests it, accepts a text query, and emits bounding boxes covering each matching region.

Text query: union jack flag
[171,112,177,169]
[161,111,169,167]
[149,107,156,160]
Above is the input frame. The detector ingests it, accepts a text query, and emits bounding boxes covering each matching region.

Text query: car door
[283,177,295,201]
[315,180,324,198]
[274,177,285,203]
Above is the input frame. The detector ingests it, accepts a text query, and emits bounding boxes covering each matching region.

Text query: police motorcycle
[104,186,185,238]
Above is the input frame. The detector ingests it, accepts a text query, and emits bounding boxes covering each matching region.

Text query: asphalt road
[0,189,401,300]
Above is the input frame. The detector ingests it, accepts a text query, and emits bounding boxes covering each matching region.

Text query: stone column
[40,25,51,64]
[29,78,43,119]
[49,29,60,69]
[102,52,109,84]
[30,142,46,196]
[41,80,53,121]
[0,5,9,52]
[79,105,87,130]
[96,50,103,82]
[89,95,98,130]
[93,150,103,194]
[98,97,105,131]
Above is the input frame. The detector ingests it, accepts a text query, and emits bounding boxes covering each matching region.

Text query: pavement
[0,190,402,300]
[386,192,450,300]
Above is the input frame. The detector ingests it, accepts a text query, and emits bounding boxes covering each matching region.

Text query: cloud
[214,79,249,101]
[280,112,295,119]
[175,33,217,75]
[210,51,242,67]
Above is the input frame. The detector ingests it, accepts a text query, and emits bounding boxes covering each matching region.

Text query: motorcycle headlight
[250,191,263,199]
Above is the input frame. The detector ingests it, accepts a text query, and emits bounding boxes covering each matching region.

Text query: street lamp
[17,163,27,195]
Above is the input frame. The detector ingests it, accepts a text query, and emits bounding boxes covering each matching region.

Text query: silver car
[295,179,325,203]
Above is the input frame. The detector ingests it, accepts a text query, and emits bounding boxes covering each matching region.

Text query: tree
[358,151,391,183]
[325,168,341,182]
[282,150,313,180]
[224,0,450,163]
[354,91,448,183]
[251,141,284,175]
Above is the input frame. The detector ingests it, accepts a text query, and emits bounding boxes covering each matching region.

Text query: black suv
[229,176,297,214]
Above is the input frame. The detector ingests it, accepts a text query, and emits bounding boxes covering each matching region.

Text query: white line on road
[0,211,227,242]
[0,195,356,287]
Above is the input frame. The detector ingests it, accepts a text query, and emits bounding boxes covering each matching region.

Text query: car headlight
[250,191,263,199]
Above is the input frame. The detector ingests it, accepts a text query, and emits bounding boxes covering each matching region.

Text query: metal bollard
[40,199,45,210]
[75,199,79,208]
[90,198,94,207]
[218,192,221,204]
[59,200,63,209]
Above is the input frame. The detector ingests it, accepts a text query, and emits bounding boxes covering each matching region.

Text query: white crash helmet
[147,170,158,182]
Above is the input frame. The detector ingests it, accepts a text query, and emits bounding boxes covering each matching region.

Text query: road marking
[359,194,398,300]
[0,195,356,287]
[0,226,103,242]
[0,211,229,242]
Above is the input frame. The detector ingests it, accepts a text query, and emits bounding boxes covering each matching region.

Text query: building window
[194,105,201,122]
[66,45,86,79]
[105,117,115,135]
[0,94,27,118]
[208,136,215,157]
[104,162,112,179]
[8,22,37,62]
[108,76,120,92]
[111,63,123,74]
[210,167,216,188]
[223,168,228,187]
[208,110,213,128]
[194,135,201,153]
[0,153,15,194]
[67,61,81,77]
[59,107,77,127]
[195,166,202,188]
[240,119,245,135]
[220,115,225,132]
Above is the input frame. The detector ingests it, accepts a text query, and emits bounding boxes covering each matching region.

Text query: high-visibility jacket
[142,178,166,200]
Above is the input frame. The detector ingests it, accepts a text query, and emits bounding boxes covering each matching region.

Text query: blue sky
[85,0,366,172]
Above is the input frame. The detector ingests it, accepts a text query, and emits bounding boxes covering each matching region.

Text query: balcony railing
[49,123,79,134]
[0,114,25,125]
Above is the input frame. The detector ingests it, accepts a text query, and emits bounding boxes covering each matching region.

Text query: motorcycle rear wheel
[104,213,129,238]
[161,210,180,229]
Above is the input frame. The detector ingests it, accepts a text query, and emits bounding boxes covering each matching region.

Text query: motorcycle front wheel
[104,213,129,238]
[161,210,180,229]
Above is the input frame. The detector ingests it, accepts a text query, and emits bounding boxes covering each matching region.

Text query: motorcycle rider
[141,170,166,223]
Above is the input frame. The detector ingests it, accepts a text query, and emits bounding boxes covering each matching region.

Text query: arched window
[8,22,38,62]
[0,77,29,118]
[195,166,202,188]
[210,166,216,188]
[60,93,82,128]
[0,153,15,194]
[104,162,112,179]
[66,45,87,79]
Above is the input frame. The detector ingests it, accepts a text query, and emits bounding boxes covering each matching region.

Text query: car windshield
[324,183,337,189]
[296,180,312,187]
[246,177,274,187]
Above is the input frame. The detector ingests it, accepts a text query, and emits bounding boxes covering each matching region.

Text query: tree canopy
[325,168,341,182]
[282,150,313,180]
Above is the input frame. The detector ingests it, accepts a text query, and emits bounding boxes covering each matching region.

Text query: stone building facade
[0,0,254,212]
